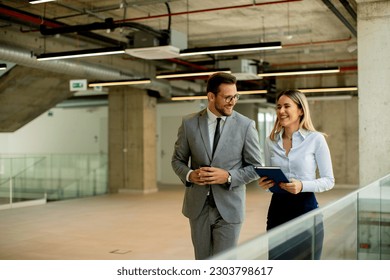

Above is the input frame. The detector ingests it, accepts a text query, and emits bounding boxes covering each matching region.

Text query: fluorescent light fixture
[36,47,125,61]
[156,69,231,79]
[88,79,151,87]
[238,90,267,95]
[171,96,207,101]
[29,0,56,4]
[258,67,340,77]
[180,42,282,57]
[306,95,353,101]
[299,87,358,93]
[172,89,267,101]
[0,63,6,70]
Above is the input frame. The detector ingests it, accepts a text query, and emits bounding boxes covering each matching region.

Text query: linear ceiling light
[238,90,267,95]
[306,95,353,101]
[36,47,125,61]
[299,87,357,93]
[180,42,282,57]
[29,0,56,4]
[88,79,151,87]
[171,96,207,101]
[171,89,267,101]
[156,69,231,79]
[0,63,6,70]
[258,67,340,77]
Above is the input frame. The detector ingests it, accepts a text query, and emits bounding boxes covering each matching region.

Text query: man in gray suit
[171,72,262,260]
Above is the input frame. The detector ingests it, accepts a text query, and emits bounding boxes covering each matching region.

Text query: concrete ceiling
[0,0,358,130]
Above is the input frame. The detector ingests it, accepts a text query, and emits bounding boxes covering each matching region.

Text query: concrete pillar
[108,87,158,194]
[357,0,390,186]
[310,98,359,187]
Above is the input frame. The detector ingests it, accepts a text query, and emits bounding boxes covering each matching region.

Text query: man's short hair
[206,72,237,95]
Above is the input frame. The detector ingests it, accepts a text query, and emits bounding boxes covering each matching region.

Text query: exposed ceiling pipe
[167,58,209,71]
[39,17,168,42]
[0,43,132,80]
[46,0,303,23]
[0,4,126,47]
[0,43,172,97]
[322,0,357,37]
[0,3,203,93]
[340,65,358,72]
[283,36,353,48]
[53,0,182,20]
[273,59,357,67]
[116,0,302,23]
[55,2,106,21]
[339,0,357,21]
[0,4,61,28]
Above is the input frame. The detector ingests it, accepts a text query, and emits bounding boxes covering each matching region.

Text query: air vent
[125,45,181,60]
[218,59,260,80]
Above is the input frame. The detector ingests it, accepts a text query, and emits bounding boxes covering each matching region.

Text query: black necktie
[212,118,221,157]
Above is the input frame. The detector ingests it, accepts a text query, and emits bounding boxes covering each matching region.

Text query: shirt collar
[297,129,309,138]
[277,128,309,141]
[207,107,227,122]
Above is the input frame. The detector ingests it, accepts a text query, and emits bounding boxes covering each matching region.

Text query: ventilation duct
[39,17,188,60]
[125,30,187,59]
[0,43,172,97]
[218,59,260,80]
[0,60,15,78]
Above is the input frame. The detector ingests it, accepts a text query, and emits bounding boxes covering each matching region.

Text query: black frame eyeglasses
[223,94,240,103]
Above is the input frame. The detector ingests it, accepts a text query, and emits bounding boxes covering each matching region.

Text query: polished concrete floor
[0,183,355,260]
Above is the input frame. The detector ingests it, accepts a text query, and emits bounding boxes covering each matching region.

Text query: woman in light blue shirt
[258,89,335,260]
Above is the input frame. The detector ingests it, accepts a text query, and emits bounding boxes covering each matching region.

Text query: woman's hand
[279,178,302,194]
[258,176,274,190]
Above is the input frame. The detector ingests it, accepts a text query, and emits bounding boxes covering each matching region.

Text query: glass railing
[0,156,46,207]
[40,154,108,200]
[358,175,390,259]
[0,154,108,209]
[212,174,390,260]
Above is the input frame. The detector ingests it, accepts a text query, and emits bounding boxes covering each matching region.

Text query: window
[257,108,276,163]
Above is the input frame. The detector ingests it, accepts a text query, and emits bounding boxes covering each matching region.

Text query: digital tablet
[254,166,289,193]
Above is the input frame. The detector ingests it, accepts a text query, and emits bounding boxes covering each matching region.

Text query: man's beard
[215,103,233,116]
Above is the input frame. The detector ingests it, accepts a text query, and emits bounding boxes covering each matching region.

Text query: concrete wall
[357,0,390,186]
[310,97,359,186]
[0,106,108,154]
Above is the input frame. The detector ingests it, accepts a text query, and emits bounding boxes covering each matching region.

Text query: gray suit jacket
[171,109,262,223]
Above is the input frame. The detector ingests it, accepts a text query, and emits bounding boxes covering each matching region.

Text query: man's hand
[190,166,229,185]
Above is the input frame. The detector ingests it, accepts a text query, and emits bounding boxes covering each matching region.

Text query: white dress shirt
[206,108,226,151]
[264,128,335,193]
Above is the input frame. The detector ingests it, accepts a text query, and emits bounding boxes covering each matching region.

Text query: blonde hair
[269,89,325,141]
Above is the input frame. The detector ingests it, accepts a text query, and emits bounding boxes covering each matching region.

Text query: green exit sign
[72,82,84,88]
[70,79,87,91]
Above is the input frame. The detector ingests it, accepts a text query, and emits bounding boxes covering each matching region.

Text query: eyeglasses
[219,94,240,103]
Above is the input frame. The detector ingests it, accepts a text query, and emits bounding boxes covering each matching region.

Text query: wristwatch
[227,173,232,185]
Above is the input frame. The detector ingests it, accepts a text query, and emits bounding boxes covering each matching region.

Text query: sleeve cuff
[185,170,193,186]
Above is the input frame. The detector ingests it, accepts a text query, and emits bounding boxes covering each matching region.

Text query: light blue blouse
[264,129,335,193]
